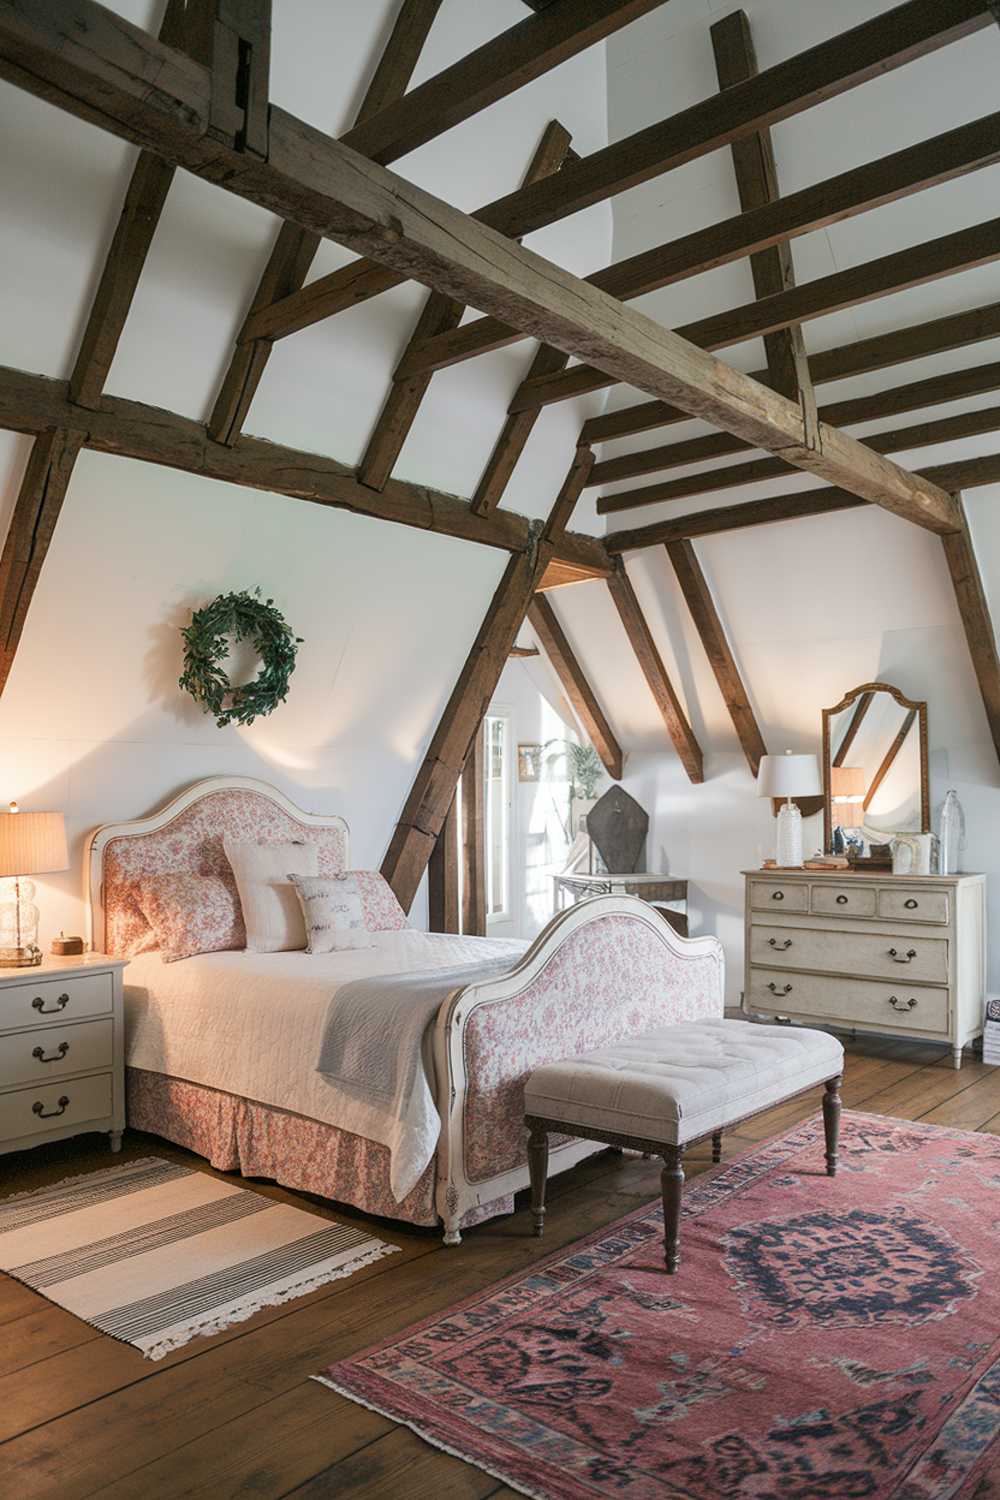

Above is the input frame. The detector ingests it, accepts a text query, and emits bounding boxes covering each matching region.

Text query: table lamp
[757,752,821,867]
[0,803,69,966]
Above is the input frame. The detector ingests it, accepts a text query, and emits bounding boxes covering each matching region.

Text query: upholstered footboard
[432,896,724,1241]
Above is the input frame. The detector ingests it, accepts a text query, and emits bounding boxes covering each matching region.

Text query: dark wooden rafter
[598,401,1000,514]
[527,593,623,779]
[583,301,1000,447]
[941,494,1000,764]
[427,791,460,932]
[833,693,874,767]
[511,216,1000,411]
[537,558,608,591]
[862,710,917,812]
[590,359,1000,489]
[209,0,443,446]
[664,539,766,777]
[183,0,272,157]
[0,363,609,576]
[509,645,540,658]
[461,724,487,936]
[606,559,703,782]
[358,119,573,492]
[241,0,997,345]
[400,111,1000,379]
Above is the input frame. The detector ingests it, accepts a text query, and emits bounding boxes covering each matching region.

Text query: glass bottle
[938,789,965,875]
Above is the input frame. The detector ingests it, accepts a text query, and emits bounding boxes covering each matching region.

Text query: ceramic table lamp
[0,803,69,966]
[757,752,821,868]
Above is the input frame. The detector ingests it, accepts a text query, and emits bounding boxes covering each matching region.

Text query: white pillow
[289,874,376,954]
[223,839,319,952]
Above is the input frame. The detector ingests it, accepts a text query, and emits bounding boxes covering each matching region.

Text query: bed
[87,776,724,1241]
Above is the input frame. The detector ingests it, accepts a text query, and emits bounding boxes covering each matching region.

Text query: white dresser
[743,871,986,1068]
[0,955,127,1157]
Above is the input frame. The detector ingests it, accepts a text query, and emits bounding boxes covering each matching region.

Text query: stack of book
[984,997,1000,1066]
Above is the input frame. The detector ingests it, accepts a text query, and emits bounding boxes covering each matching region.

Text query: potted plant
[544,739,606,837]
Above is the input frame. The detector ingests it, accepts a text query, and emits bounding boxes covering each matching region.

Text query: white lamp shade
[0,810,68,876]
[757,753,822,799]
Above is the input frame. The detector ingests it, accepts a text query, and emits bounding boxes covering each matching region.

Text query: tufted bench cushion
[523,1018,844,1148]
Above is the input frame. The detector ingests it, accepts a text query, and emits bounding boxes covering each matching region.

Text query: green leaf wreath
[179,589,303,728]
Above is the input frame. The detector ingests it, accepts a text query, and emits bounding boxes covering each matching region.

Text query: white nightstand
[0,954,128,1157]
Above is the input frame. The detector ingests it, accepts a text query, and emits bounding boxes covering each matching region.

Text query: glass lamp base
[0,945,42,967]
[775,801,804,867]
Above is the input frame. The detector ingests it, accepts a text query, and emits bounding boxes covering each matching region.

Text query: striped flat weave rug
[0,1157,398,1359]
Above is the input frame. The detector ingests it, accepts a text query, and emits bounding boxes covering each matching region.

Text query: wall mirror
[822,682,929,854]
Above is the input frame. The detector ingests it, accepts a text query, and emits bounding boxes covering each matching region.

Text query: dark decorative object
[179,590,302,728]
[586,785,648,873]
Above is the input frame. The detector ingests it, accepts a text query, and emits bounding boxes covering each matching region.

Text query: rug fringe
[0,1156,167,1207]
[313,1375,549,1500]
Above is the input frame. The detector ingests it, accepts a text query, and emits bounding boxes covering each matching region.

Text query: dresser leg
[952,1046,963,1071]
[661,1147,684,1274]
[822,1076,842,1177]
[109,1130,123,1153]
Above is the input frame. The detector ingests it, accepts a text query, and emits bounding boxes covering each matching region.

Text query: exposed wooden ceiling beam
[427,786,460,934]
[536,557,609,590]
[605,452,1000,553]
[461,724,487,937]
[664,538,766,777]
[358,119,573,492]
[511,216,1000,411]
[589,359,1000,488]
[528,593,623,778]
[862,709,917,811]
[398,111,1000,379]
[234,0,994,345]
[833,693,874,767]
[0,1,962,536]
[0,362,609,575]
[509,645,540,657]
[598,401,1000,514]
[209,0,441,446]
[607,560,703,781]
[583,301,1000,447]
[942,494,1000,764]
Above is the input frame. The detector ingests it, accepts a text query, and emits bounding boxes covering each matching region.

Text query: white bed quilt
[124,931,527,1200]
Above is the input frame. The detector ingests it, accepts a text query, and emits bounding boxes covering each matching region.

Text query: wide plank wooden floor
[0,1032,997,1499]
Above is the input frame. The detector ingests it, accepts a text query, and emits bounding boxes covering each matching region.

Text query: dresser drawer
[747,968,949,1035]
[749,926,948,984]
[0,1072,113,1143]
[749,881,808,914]
[878,888,950,925]
[810,884,876,918]
[0,972,113,1033]
[0,1017,113,1088]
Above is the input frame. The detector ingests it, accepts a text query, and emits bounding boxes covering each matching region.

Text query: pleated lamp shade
[0,808,69,877]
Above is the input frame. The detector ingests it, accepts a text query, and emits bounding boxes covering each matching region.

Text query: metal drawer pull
[836,894,848,905]
[888,996,918,1012]
[32,1041,70,1064]
[767,938,792,950]
[32,992,70,1014]
[767,982,793,996]
[32,1095,70,1119]
[888,948,918,964]
[904,899,919,910]
[771,891,784,901]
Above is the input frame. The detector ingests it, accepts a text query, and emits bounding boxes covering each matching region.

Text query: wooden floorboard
[0,1033,994,1498]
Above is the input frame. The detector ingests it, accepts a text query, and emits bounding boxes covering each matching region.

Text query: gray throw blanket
[316,956,517,1201]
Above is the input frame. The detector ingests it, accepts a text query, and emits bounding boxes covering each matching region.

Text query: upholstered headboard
[87,777,350,956]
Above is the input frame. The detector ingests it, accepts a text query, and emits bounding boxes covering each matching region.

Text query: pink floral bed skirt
[126,1068,512,1232]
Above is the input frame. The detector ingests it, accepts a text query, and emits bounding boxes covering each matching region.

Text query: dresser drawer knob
[32,1041,70,1064]
[767,938,792,951]
[888,995,918,1012]
[836,894,848,905]
[888,948,917,964]
[771,891,784,902]
[904,899,919,910]
[32,992,70,1014]
[32,1095,70,1119]
[767,981,793,996]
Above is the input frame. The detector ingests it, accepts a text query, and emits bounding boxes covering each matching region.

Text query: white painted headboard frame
[86,775,350,953]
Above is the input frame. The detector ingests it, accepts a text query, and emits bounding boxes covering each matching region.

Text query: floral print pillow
[350,870,409,932]
[137,872,246,963]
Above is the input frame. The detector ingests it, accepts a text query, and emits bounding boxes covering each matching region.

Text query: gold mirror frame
[821,681,929,854]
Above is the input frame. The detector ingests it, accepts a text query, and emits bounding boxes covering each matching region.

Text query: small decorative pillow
[137,873,246,963]
[223,839,319,953]
[349,870,409,932]
[289,874,377,953]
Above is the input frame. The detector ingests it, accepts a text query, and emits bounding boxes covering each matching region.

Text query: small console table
[553,873,689,936]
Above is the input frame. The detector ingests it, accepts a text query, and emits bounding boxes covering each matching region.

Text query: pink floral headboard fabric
[101,788,349,957]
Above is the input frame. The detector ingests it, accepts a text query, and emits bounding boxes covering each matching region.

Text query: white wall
[0,0,612,945]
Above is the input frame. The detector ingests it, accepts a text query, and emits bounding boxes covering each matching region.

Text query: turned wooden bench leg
[823,1074,842,1177]
[661,1145,684,1274]
[711,1130,723,1164]
[527,1119,549,1237]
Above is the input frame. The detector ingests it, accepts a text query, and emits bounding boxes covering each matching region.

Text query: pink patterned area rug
[318,1112,1000,1499]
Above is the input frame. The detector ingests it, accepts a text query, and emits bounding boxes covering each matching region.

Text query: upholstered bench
[524,1019,844,1273]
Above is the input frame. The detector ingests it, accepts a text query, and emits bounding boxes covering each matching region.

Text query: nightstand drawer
[750,881,808,913]
[0,1018,113,1088]
[0,1073,113,1143]
[0,972,113,1032]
